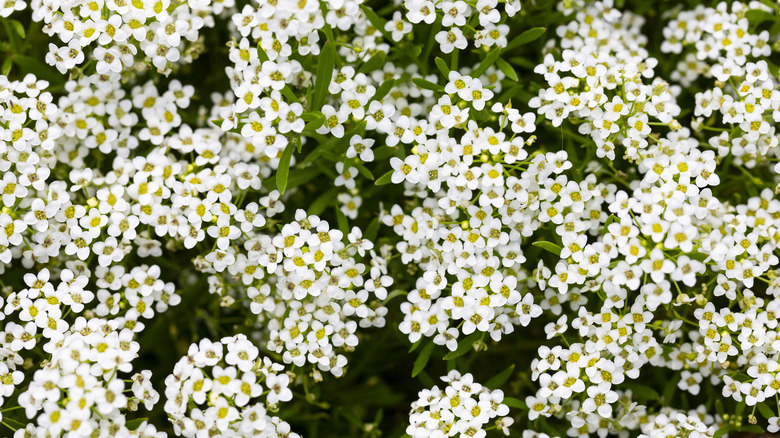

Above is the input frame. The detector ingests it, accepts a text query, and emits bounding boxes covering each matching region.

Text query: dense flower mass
[4,0,780,436]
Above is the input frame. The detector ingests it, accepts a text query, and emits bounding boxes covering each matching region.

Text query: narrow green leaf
[496,58,518,81]
[757,399,776,420]
[472,48,501,78]
[713,426,731,438]
[373,146,395,161]
[276,142,295,195]
[301,112,320,122]
[435,57,450,78]
[412,342,435,377]
[412,77,443,92]
[382,289,407,305]
[318,2,337,44]
[375,169,394,186]
[312,41,335,110]
[281,85,299,103]
[335,206,349,237]
[10,20,25,39]
[484,364,514,389]
[1,57,12,76]
[661,371,680,404]
[365,217,380,241]
[532,241,562,256]
[13,55,64,85]
[506,27,546,51]
[355,163,374,180]
[746,9,774,29]
[735,400,746,418]
[2,417,28,429]
[503,397,527,410]
[422,19,443,67]
[361,6,394,41]
[601,214,618,235]
[358,52,385,74]
[625,383,660,401]
[443,332,481,360]
[715,399,725,417]
[126,418,149,430]
[372,79,394,101]
[737,425,764,433]
[302,114,325,134]
[308,187,338,216]
[256,43,269,62]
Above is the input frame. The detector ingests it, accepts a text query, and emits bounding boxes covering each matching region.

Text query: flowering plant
[2,0,780,437]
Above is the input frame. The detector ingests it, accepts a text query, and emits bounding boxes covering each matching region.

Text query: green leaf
[412,342,435,377]
[361,6,394,42]
[757,400,776,420]
[318,2,337,45]
[435,57,450,78]
[382,289,407,305]
[335,206,349,237]
[256,43,269,62]
[408,338,422,353]
[661,371,680,404]
[472,48,501,78]
[715,399,725,417]
[503,397,527,410]
[355,163,374,180]
[126,418,149,430]
[10,20,25,39]
[422,19,443,67]
[312,41,335,110]
[372,79,394,101]
[358,52,385,74]
[302,113,325,134]
[2,417,28,429]
[301,112,320,122]
[735,400,746,418]
[713,426,731,438]
[373,146,396,161]
[13,55,64,85]
[412,77,443,92]
[281,85,299,103]
[506,27,546,51]
[1,57,12,76]
[308,187,338,216]
[276,142,295,195]
[365,217,380,241]
[484,364,514,389]
[375,169,394,186]
[746,9,774,29]
[532,241,562,256]
[601,214,617,235]
[443,332,481,360]
[625,383,660,401]
[496,58,518,81]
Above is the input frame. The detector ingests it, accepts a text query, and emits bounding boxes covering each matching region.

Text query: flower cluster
[5,0,780,436]
[209,210,392,377]
[163,334,299,438]
[13,317,163,437]
[661,2,771,86]
[33,0,216,75]
[407,370,512,438]
[531,1,681,161]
